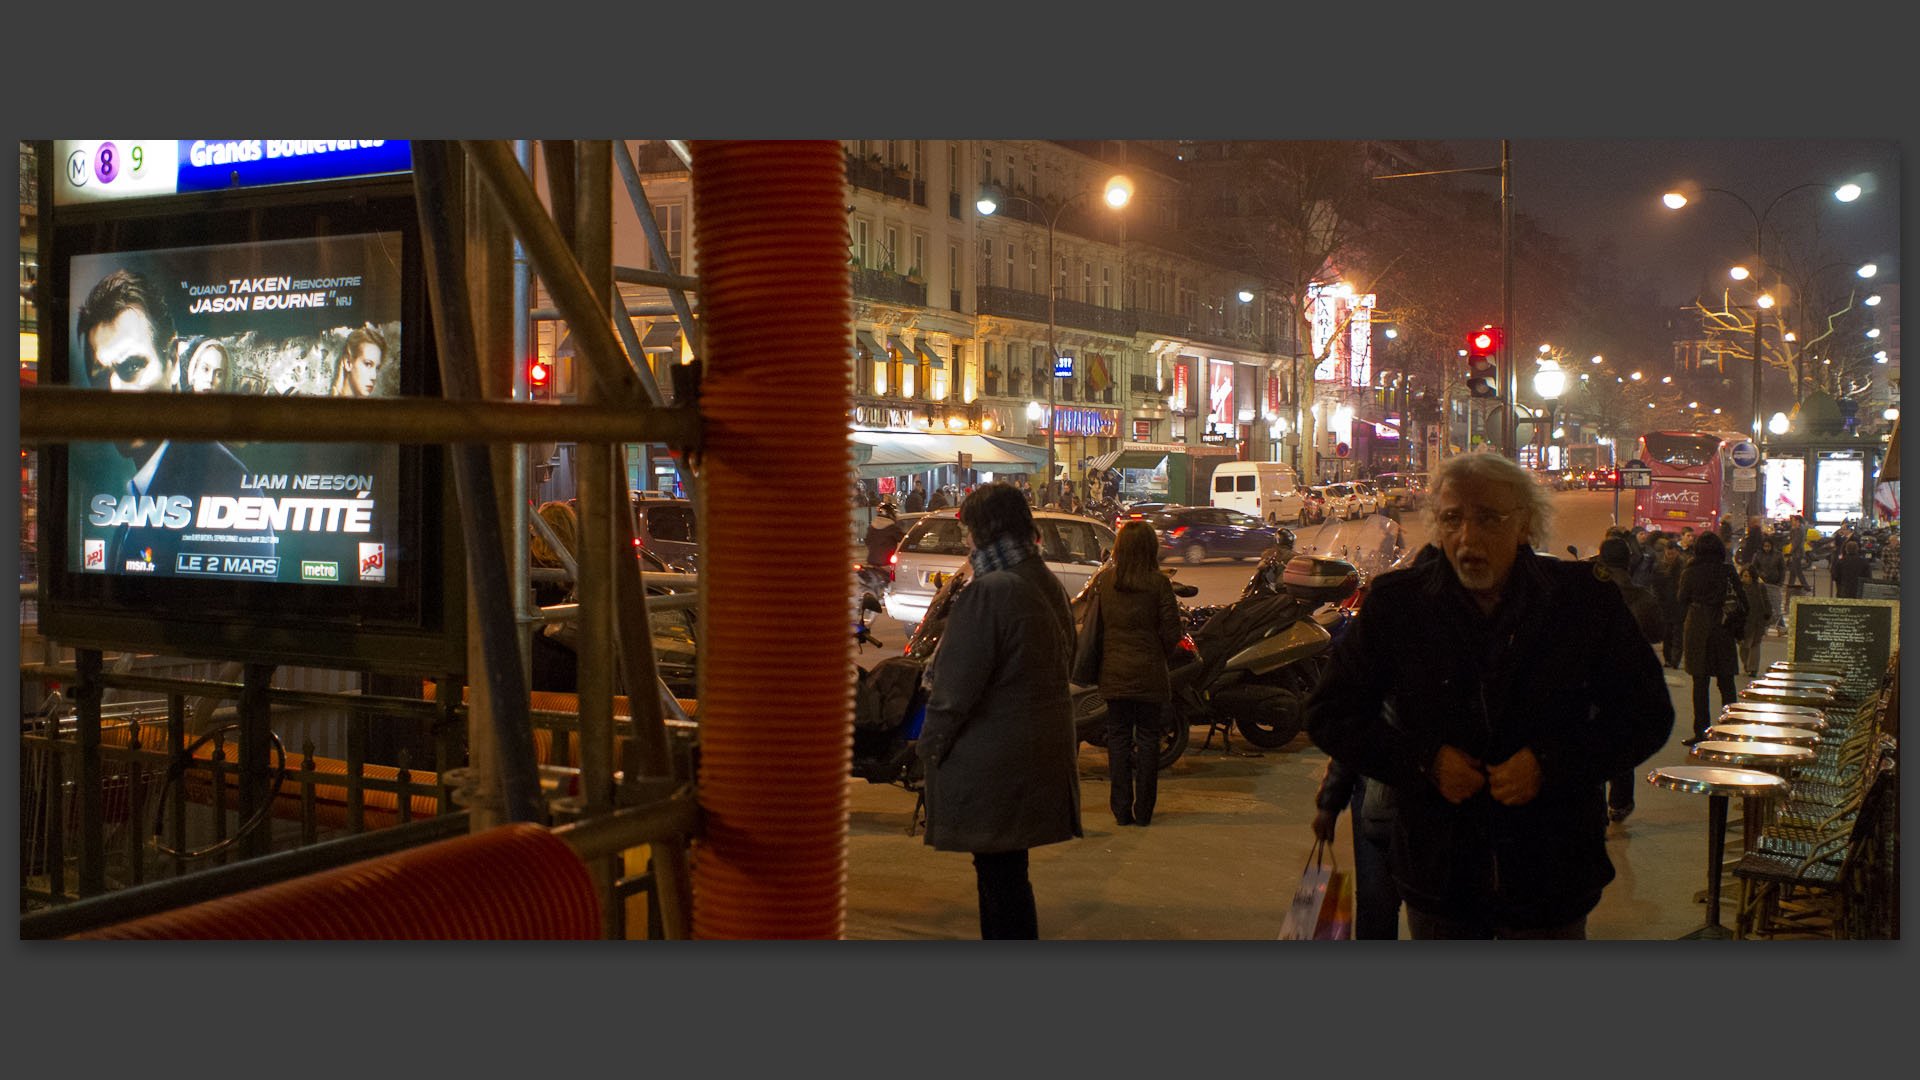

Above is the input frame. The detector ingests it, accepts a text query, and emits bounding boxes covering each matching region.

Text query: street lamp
[1533,359,1565,469]
[1661,179,1862,518]
[978,175,1126,501]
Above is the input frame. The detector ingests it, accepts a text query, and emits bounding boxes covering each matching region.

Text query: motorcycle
[849,596,933,834]
[1162,514,1415,750]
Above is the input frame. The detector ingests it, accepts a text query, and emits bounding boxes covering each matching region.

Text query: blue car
[1145,506,1278,565]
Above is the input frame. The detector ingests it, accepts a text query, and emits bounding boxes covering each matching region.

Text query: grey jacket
[918,555,1085,853]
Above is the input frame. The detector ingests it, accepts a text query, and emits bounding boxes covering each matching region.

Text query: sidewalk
[841,617,1820,941]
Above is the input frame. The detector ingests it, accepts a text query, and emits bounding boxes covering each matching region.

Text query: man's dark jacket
[1306,544,1674,929]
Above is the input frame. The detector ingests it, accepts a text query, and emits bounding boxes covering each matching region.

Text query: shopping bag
[1279,839,1352,940]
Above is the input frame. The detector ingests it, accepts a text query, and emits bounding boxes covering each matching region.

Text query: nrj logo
[358,543,386,582]
[84,539,105,569]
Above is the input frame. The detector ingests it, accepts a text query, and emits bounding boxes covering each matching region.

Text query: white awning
[850,429,1048,478]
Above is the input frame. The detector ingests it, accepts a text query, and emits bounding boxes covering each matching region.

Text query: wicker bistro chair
[1733,756,1897,939]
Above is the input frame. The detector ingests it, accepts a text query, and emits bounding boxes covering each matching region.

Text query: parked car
[1312,483,1362,520]
[567,495,700,572]
[1349,480,1383,517]
[1374,472,1427,511]
[1143,505,1279,565]
[1298,487,1329,525]
[885,509,1116,627]
[1111,501,1177,530]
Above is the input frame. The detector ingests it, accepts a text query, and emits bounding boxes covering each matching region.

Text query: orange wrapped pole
[689,141,852,938]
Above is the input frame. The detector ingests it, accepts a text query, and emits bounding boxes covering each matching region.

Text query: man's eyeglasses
[1435,507,1523,534]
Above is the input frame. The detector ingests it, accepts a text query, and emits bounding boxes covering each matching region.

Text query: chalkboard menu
[1788,597,1899,701]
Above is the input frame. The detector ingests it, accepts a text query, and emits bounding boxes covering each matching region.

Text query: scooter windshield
[1295,514,1413,583]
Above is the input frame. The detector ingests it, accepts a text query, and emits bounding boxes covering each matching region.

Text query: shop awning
[850,430,1049,478]
[915,340,945,369]
[1090,447,1173,473]
[886,334,911,359]
[855,330,883,359]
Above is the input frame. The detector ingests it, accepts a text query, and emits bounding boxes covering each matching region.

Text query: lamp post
[1662,181,1861,521]
[979,177,1126,502]
[1533,359,1565,470]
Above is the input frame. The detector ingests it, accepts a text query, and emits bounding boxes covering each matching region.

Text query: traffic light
[1465,325,1502,399]
[529,356,550,394]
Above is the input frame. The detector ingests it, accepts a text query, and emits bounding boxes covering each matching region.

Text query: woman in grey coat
[1087,520,1184,826]
[917,483,1084,938]
[1678,531,1740,743]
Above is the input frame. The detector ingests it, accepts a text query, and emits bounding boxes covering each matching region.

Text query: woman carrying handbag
[1077,520,1184,827]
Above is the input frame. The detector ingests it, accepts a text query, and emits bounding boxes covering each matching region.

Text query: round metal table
[1705,723,1819,747]
[1720,700,1824,720]
[1647,765,1793,939]
[1720,706,1824,730]
[1769,661,1847,677]
[1740,685,1837,708]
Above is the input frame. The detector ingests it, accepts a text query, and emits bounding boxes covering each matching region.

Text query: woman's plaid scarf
[969,533,1041,576]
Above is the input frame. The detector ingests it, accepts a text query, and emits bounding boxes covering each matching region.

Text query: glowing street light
[1857,263,1877,278]
[1866,294,1882,306]
[1836,183,1862,202]
[1769,412,1791,435]
[1730,266,1751,281]
[1757,293,1775,309]
[1630,371,1643,381]
[1591,354,1603,364]
[1237,289,1255,303]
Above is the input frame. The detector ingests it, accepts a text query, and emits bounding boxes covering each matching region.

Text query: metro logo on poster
[84,539,105,570]
[359,543,386,582]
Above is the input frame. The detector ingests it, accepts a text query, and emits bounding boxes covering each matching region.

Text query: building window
[948,142,959,195]
[854,220,869,267]
[653,202,685,269]
[949,243,961,299]
[892,345,910,398]
[1082,261,1092,302]
[982,238,993,287]
[1032,345,1046,396]
[1006,154,1014,190]
[913,140,924,179]
[912,233,925,278]
[982,146,993,191]
[1103,267,1113,308]
[1029,248,1039,293]
[1005,244,1014,292]
[1058,255,1068,299]
[884,226,899,272]
[1029,161,1038,198]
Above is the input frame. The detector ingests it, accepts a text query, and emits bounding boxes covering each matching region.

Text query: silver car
[885,510,1116,627]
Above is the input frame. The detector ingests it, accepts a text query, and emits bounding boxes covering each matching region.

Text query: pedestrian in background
[1312,757,1403,938]
[916,482,1083,939]
[1649,538,1685,669]
[1833,541,1871,599]
[1785,515,1809,591]
[1079,520,1183,827]
[1598,536,1665,824]
[1737,563,1772,677]
[904,480,928,514]
[1678,531,1741,745]
[1752,537,1787,634]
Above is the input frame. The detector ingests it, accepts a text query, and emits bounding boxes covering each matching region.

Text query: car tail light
[1169,526,1187,539]
[887,551,897,581]
[1177,634,1197,653]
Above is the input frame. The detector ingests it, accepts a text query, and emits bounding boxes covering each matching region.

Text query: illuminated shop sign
[1208,361,1235,429]
[1038,406,1119,438]
[1305,282,1375,385]
[55,140,413,206]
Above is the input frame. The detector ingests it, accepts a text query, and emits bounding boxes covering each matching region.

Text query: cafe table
[1646,765,1792,940]
[1719,706,1824,730]
[1769,661,1847,676]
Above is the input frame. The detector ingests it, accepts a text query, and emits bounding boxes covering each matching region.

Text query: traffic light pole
[1500,139,1515,459]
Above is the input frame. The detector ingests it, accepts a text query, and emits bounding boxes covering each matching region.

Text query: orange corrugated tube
[689,141,852,939]
[75,824,600,939]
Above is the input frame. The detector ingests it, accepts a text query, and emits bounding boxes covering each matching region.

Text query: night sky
[1436,139,1900,307]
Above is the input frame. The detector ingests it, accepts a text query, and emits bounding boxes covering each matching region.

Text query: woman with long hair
[1085,520,1183,826]
[1678,531,1740,743]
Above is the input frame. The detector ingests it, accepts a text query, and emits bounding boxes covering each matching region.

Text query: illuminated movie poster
[66,232,403,587]
[1763,457,1805,520]
[1208,361,1235,430]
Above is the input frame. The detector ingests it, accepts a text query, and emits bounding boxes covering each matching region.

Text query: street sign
[1729,440,1760,469]
[1334,442,1351,458]
[957,452,973,470]
[1621,459,1652,490]
[1054,355,1074,377]
[1731,466,1756,492]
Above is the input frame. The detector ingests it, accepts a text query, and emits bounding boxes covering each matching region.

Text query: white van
[1208,461,1306,525]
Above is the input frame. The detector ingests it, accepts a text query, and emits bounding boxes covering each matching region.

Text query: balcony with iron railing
[977,284,1050,323]
[1129,308,1192,338]
[852,267,927,307]
[846,156,927,207]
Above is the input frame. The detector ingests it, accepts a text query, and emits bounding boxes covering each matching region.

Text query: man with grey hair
[1307,452,1672,938]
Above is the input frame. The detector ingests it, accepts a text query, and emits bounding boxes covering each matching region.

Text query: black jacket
[1306,546,1673,928]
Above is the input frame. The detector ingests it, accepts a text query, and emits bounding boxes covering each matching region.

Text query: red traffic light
[529,358,549,385]
[1466,325,1504,357]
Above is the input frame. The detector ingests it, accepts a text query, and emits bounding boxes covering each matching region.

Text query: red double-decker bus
[1633,430,1729,534]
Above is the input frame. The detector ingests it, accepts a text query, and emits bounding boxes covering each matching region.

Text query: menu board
[1788,597,1898,701]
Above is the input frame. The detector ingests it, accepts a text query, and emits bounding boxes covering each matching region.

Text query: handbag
[1278,839,1355,940]
[1719,568,1749,637]
[1071,585,1104,686]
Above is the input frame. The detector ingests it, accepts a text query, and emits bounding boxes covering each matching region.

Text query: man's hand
[1310,808,1340,843]
[1487,747,1542,807]
[1428,745,1486,804]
